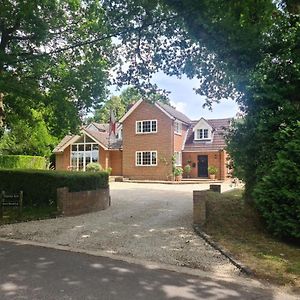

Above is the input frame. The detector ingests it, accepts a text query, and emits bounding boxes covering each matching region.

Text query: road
[0,240,297,300]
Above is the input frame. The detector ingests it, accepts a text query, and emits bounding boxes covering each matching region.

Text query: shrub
[0,155,46,169]
[208,165,218,175]
[174,167,183,176]
[0,169,109,208]
[105,167,112,175]
[254,125,300,240]
[184,164,191,175]
[86,162,102,172]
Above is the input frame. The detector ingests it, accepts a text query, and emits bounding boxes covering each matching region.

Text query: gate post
[193,190,208,226]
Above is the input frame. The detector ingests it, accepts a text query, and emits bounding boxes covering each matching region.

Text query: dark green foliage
[0,155,46,170]
[0,169,109,207]
[254,123,300,240]
[0,110,57,157]
[0,0,111,137]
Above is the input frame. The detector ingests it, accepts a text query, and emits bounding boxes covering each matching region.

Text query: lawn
[0,206,57,225]
[203,189,300,292]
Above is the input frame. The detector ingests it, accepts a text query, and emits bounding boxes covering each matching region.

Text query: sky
[151,72,240,120]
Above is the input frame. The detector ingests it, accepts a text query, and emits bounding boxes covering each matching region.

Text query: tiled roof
[183,118,231,152]
[53,124,122,153]
[90,122,109,132]
[53,135,79,153]
[84,128,122,149]
[157,102,191,124]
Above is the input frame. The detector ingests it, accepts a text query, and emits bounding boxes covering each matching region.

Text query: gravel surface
[0,182,239,276]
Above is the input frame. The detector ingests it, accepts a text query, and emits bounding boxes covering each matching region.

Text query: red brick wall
[99,147,109,169]
[122,101,173,180]
[57,187,110,216]
[109,150,123,176]
[55,146,70,170]
[182,151,226,180]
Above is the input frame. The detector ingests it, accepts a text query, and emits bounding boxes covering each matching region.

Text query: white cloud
[152,72,240,120]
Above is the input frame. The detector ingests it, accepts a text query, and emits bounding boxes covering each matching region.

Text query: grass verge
[203,189,300,292]
[0,206,57,225]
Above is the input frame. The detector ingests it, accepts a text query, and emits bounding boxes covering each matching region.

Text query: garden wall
[57,187,110,216]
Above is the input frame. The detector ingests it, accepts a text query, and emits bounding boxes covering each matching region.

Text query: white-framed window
[196,129,209,140]
[136,151,157,166]
[70,135,99,171]
[174,151,182,166]
[174,121,182,135]
[136,120,157,134]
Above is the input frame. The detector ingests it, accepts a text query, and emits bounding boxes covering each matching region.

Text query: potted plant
[208,166,218,180]
[184,164,192,178]
[174,167,183,181]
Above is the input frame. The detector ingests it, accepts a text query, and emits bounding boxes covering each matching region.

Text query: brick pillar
[57,187,69,214]
[193,190,209,225]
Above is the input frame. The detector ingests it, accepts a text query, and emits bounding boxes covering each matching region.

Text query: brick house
[54,99,231,180]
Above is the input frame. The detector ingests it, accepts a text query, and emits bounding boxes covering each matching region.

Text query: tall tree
[0,109,57,157]
[91,86,171,123]
[0,0,112,137]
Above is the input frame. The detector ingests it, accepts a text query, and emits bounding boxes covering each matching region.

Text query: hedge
[0,155,46,170]
[0,169,109,207]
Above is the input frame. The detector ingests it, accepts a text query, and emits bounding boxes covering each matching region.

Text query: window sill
[194,138,211,141]
[135,132,157,135]
[174,132,182,136]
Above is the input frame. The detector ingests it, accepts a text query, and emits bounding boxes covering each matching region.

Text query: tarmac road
[0,240,298,300]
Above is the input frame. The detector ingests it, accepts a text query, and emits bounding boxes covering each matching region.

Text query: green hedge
[0,169,109,207]
[0,155,46,169]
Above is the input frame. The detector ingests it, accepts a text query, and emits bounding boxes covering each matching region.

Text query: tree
[91,86,171,123]
[0,109,57,157]
[0,0,112,137]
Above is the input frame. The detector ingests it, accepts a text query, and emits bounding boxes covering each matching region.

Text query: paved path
[0,183,236,276]
[0,240,296,300]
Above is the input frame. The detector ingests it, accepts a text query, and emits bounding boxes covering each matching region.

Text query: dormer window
[193,118,213,141]
[196,129,209,140]
[136,120,157,134]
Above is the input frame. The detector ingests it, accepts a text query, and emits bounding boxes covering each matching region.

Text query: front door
[198,155,208,177]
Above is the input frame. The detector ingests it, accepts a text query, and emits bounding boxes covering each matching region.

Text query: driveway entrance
[0,182,238,276]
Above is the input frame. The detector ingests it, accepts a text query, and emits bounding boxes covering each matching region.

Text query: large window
[70,135,99,171]
[196,129,209,140]
[174,121,182,135]
[136,120,157,134]
[136,151,157,166]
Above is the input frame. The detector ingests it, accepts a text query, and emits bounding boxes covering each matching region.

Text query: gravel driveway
[0,182,238,276]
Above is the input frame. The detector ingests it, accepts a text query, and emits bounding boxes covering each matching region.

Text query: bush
[0,169,109,208]
[254,125,300,240]
[0,155,46,170]
[86,162,102,172]
[208,165,218,175]
[184,164,191,175]
[174,167,183,176]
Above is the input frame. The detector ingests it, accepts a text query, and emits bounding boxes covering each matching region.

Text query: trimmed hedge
[0,169,109,207]
[0,155,46,170]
